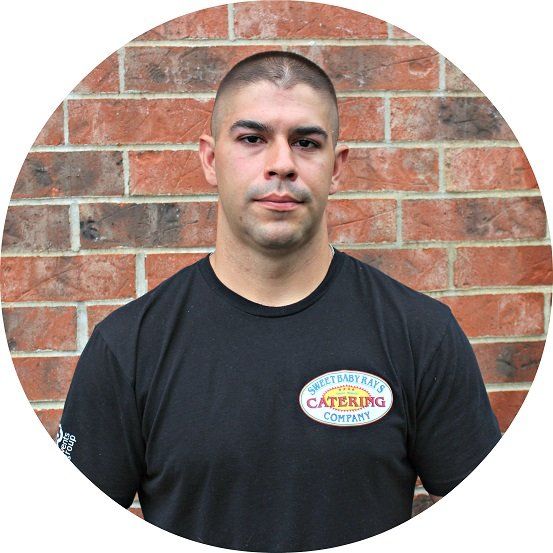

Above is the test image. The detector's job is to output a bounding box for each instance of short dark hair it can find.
[211,51,339,143]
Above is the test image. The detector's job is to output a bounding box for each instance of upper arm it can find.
[409,315,501,497]
[58,329,145,507]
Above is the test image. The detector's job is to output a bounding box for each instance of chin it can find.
[249,228,306,251]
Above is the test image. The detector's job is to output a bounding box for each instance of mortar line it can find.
[438,145,446,192]
[428,286,552,296]
[439,54,446,91]
[123,150,131,195]
[135,253,147,297]
[31,401,65,410]
[29,140,520,153]
[386,21,394,39]
[469,335,546,344]
[11,350,79,358]
[544,291,551,335]
[2,299,130,308]
[395,193,403,245]
[9,189,545,207]
[485,382,532,392]
[118,47,126,93]
[228,3,235,41]
[69,202,81,252]
[2,242,550,258]
[383,94,391,143]
[447,245,456,289]
[62,99,70,145]
[76,303,88,349]
[65,90,486,101]
[126,38,427,47]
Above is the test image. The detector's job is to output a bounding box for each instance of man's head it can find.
[211,51,340,146]
[199,51,348,255]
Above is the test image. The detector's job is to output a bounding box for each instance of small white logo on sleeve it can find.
[299,370,393,427]
[57,424,77,460]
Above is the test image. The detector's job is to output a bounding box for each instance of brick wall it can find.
[1,1,551,519]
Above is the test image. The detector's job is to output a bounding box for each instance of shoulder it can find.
[338,251,455,359]
[93,256,207,353]
[340,250,452,324]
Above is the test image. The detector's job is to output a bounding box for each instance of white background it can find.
[0,1,551,551]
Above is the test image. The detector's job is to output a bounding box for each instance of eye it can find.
[239,135,264,145]
[294,138,319,149]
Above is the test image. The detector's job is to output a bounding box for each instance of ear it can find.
[329,144,349,195]
[198,133,218,188]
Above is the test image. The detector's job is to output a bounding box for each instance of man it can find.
[57,51,501,552]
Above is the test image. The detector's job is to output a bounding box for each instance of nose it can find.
[264,137,297,181]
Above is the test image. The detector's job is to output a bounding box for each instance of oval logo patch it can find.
[299,370,393,427]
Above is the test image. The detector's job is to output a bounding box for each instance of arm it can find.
[58,328,145,507]
[410,314,501,498]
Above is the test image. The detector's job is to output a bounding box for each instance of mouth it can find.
[253,194,304,212]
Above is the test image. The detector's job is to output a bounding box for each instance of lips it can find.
[254,194,303,212]
[255,193,301,203]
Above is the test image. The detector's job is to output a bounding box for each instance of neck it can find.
[209,234,335,307]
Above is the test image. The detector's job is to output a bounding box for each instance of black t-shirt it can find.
[57,249,500,552]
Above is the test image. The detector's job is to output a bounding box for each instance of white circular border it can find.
[1,1,551,552]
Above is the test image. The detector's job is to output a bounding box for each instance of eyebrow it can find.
[229,120,274,134]
[229,120,328,141]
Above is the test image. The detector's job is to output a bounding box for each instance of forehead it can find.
[216,81,335,131]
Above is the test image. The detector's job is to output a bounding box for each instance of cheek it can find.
[301,159,334,194]
[217,152,259,186]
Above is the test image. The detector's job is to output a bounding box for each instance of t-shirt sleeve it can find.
[56,327,145,508]
[410,313,501,496]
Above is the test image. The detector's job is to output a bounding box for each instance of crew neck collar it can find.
[197,248,345,318]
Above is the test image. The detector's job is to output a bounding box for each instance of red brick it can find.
[12,356,78,401]
[340,148,438,192]
[234,2,388,39]
[473,341,544,384]
[124,46,279,93]
[327,199,397,244]
[445,59,480,92]
[129,150,212,195]
[3,307,77,352]
[488,390,528,432]
[2,205,70,253]
[403,197,546,242]
[445,148,538,191]
[87,304,125,335]
[412,492,433,516]
[439,294,544,337]
[134,6,228,40]
[292,45,439,91]
[338,98,385,141]
[129,508,144,519]
[0,255,135,302]
[79,202,217,248]
[343,248,448,291]
[35,408,63,439]
[455,246,553,287]
[73,52,119,94]
[13,151,124,199]
[145,253,206,290]
[34,103,64,146]
[390,97,515,141]
[68,99,212,145]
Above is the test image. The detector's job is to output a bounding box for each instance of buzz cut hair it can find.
[211,51,340,143]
